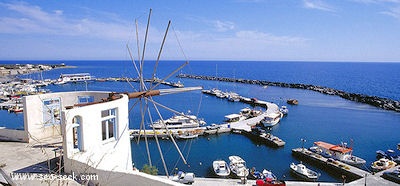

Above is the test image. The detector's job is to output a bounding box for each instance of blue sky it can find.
[0,0,400,62]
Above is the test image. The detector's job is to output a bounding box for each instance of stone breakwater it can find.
[177,74,400,113]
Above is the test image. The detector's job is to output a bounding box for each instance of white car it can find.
[171,171,195,185]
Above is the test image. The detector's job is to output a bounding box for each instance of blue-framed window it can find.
[78,96,94,103]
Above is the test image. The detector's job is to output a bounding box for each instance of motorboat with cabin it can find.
[150,113,206,129]
[311,141,366,166]
[229,155,249,178]
[213,160,230,177]
[261,112,282,127]
[290,162,319,181]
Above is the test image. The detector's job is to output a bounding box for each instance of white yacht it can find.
[150,114,206,129]
[213,160,230,177]
[229,155,249,178]
[261,112,282,127]
[290,162,319,181]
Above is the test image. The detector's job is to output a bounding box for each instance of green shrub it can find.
[141,164,158,175]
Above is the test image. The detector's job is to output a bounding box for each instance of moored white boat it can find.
[150,113,206,129]
[229,155,249,178]
[8,105,23,113]
[261,112,282,127]
[213,160,230,177]
[176,131,199,139]
[290,162,319,181]
[279,106,288,115]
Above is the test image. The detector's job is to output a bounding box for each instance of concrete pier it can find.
[292,148,369,182]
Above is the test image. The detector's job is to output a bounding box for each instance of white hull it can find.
[229,156,249,178]
[290,163,319,181]
[261,112,282,127]
[213,160,230,177]
[341,155,366,166]
[151,114,206,129]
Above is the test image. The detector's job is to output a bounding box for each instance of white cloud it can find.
[351,0,400,3]
[0,2,132,40]
[214,20,235,32]
[381,6,400,20]
[303,0,336,12]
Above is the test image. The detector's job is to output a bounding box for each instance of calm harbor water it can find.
[1,60,399,182]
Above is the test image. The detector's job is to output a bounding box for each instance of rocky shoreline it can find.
[0,63,74,83]
[177,74,400,113]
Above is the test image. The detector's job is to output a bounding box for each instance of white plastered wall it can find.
[23,91,110,143]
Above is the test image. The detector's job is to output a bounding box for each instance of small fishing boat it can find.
[229,155,249,178]
[8,105,23,113]
[213,160,230,177]
[290,162,319,181]
[172,81,184,88]
[371,158,397,172]
[204,124,219,135]
[249,168,278,181]
[376,149,400,164]
[279,106,288,115]
[287,99,298,105]
[313,141,366,166]
[176,131,198,139]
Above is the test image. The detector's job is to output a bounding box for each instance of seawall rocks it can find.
[177,74,400,113]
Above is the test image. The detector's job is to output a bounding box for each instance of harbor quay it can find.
[291,148,367,181]
[129,105,278,139]
[291,148,400,185]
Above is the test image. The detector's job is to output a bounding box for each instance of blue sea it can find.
[1,60,399,182]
